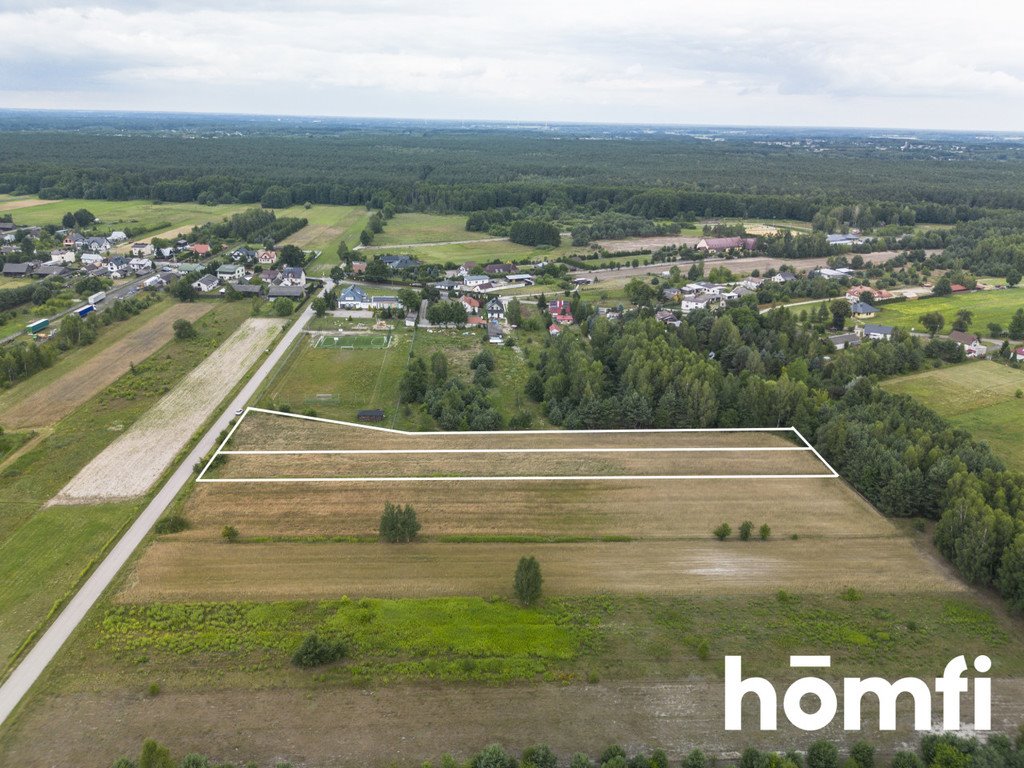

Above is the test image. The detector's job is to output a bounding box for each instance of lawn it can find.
[873,288,1024,339]
[362,238,588,267]
[881,361,1024,471]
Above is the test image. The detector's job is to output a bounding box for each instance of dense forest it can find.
[4,115,1024,226]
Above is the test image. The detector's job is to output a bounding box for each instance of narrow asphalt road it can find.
[0,281,331,728]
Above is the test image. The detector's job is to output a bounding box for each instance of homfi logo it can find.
[724,655,991,732]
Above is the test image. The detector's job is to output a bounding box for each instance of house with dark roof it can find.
[483,262,516,276]
[486,297,505,320]
[859,324,894,340]
[829,332,862,350]
[1,264,34,278]
[696,236,757,252]
[378,254,420,270]
[850,302,879,318]
[192,274,220,293]
[268,284,304,299]
[948,331,987,358]
[337,284,369,309]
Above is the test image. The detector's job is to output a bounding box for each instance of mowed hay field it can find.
[874,288,1024,340]
[51,318,282,503]
[0,302,212,430]
[120,537,962,603]
[882,361,1024,471]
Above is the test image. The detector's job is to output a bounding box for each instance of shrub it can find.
[759,523,771,540]
[739,520,754,541]
[139,739,175,768]
[514,555,543,606]
[571,754,595,768]
[221,525,239,543]
[713,522,732,541]
[890,753,923,768]
[472,745,517,768]
[291,633,347,668]
[172,319,197,340]
[522,745,558,768]
[379,501,421,543]
[682,750,708,768]
[840,587,863,602]
[696,638,710,660]
[153,514,188,534]
[601,746,626,765]
[851,741,875,768]
[807,741,839,768]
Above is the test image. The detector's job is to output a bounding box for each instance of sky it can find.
[1,0,1023,131]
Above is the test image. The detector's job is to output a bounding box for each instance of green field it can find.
[366,239,589,267]
[276,205,370,276]
[881,361,1024,471]
[874,288,1024,339]
[0,197,252,238]
[372,213,494,246]
[0,301,254,673]
[259,324,543,428]
[313,333,390,349]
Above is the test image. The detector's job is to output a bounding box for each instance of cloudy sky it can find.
[1,0,1022,131]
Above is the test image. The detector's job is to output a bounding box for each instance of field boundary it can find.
[196,408,839,483]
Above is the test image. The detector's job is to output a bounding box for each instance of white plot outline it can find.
[196,407,840,483]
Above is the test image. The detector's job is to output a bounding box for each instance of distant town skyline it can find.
[1,0,1022,132]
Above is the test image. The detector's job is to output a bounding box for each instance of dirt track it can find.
[51,318,281,503]
[0,303,212,430]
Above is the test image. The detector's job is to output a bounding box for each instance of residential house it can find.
[129,257,153,274]
[349,261,367,274]
[130,242,155,257]
[280,267,306,286]
[378,255,420,270]
[771,271,797,283]
[257,249,277,266]
[190,243,212,257]
[845,285,892,303]
[143,275,167,290]
[337,284,370,309]
[948,331,988,358]
[458,262,478,276]
[232,247,256,262]
[850,302,879,318]
[108,230,128,243]
[655,309,681,328]
[63,232,85,249]
[85,236,111,253]
[548,299,573,324]
[662,286,683,301]
[695,236,757,252]
[192,274,220,293]
[261,269,280,284]
[49,250,77,264]
[681,294,725,313]
[740,276,765,291]
[80,252,105,266]
[483,262,516,277]
[370,295,400,309]
[107,256,130,278]
[732,286,757,299]
[828,332,862,350]
[548,324,561,336]
[459,295,481,314]
[486,297,505,320]
[507,273,535,285]
[462,274,492,288]
[685,281,719,294]
[859,324,894,341]
[217,263,246,282]
[814,267,851,280]
[466,316,486,326]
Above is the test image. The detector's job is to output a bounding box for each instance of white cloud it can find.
[1,0,1023,129]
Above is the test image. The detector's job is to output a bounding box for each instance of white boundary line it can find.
[196,408,839,483]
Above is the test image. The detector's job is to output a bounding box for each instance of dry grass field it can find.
[0,303,212,430]
[178,476,892,540]
[51,319,282,503]
[210,446,830,480]
[119,537,963,603]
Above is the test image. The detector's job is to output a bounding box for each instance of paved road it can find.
[0,281,331,728]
